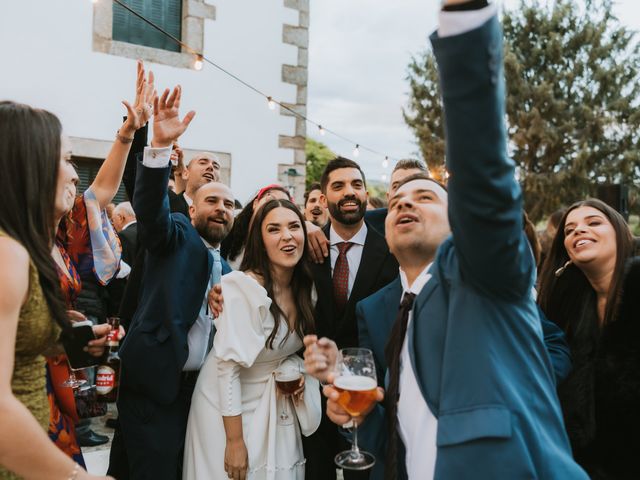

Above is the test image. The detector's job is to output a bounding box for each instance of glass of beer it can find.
[333,348,378,470]
[275,364,303,426]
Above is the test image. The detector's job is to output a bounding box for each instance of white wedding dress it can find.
[183,271,321,480]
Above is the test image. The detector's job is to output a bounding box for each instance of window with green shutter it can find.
[113,0,182,53]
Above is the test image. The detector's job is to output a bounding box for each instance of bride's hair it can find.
[240,199,315,349]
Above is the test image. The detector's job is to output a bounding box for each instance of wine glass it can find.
[333,348,378,470]
[61,363,87,389]
[275,364,303,426]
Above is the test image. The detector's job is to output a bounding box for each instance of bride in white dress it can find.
[183,199,321,480]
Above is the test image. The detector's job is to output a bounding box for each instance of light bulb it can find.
[382,174,388,181]
[318,125,325,136]
[382,156,389,169]
[267,97,276,110]
[194,55,203,71]
[353,144,360,158]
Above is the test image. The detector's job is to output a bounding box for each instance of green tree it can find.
[404,0,640,220]
[305,138,335,190]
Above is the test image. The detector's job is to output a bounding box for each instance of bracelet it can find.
[116,130,134,144]
[67,463,80,480]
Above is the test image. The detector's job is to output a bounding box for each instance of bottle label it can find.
[96,366,116,394]
[106,329,119,347]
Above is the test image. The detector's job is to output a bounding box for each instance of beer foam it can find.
[334,375,377,391]
[275,372,301,382]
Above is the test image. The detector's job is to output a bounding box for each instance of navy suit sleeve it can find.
[122,121,147,201]
[132,161,183,255]
[539,305,572,384]
[430,17,534,300]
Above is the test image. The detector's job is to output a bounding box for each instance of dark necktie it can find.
[332,242,354,313]
[384,291,416,480]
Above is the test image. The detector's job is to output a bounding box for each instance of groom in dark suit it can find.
[117,86,234,479]
[303,157,398,480]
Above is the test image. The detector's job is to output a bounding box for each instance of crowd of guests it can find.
[1,1,640,479]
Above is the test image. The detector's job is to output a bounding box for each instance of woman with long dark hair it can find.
[221,184,291,269]
[184,199,320,480]
[538,198,640,478]
[45,60,154,463]
[0,102,111,479]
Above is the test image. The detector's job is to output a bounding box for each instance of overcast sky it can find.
[306,0,640,182]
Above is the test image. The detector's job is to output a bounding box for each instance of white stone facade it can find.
[0,0,309,204]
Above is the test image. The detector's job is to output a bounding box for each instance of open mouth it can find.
[210,217,227,225]
[339,200,360,211]
[396,213,418,226]
[281,245,297,253]
[311,208,323,215]
[574,238,594,248]
[202,173,215,181]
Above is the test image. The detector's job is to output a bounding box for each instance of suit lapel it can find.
[348,225,389,307]
[312,224,338,337]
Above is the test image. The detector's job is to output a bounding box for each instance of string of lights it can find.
[108,0,398,173]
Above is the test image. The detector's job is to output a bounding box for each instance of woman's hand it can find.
[224,438,248,480]
[292,375,305,407]
[121,60,157,136]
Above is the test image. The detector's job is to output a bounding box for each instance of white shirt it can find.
[121,220,137,231]
[142,146,215,371]
[397,265,437,480]
[395,5,498,479]
[329,222,367,298]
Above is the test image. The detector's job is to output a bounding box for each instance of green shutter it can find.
[113,0,182,53]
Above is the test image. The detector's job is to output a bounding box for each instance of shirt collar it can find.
[121,220,137,231]
[183,192,193,206]
[329,222,368,247]
[399,263,433,296]
[201,237,219,252]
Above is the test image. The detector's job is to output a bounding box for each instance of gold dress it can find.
[0,230,59,479]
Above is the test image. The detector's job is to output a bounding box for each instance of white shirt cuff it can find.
[142,146,172,168]
[438,3,498,38]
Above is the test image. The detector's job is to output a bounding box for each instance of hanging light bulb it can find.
[318,125,325,136]
[382,156,389,169]
[353,144,360,158]
[267,96,276,110]
[194,54,204,71]
[381,174,388,181]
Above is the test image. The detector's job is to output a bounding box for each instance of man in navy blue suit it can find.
[305,1,588,479]
[117,86,234,479]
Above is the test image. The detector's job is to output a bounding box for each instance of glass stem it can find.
[352,417,360,454]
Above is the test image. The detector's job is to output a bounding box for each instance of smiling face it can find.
[563,206,617,271]
[55,135,79,218]
[190,182,235,247]
[183,153,221,191]
[385,178,450,263]
[262,206,305,271]
[323,167,368,226]
[304,189,328,227]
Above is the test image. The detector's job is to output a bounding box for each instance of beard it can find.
[193,214,231,246]
[327,196,367,225]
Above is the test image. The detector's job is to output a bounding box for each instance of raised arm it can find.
[132,85,195,254]
[431,7,534,300]
[90,61,155,209]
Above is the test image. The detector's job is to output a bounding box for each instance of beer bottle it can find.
[96,317,121,403]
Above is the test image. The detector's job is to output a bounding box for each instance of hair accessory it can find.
[256,183,291,201]
[116,130,134,144]
[554,260,573,277]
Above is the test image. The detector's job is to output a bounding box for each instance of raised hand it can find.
[151,85,196,148]
[122,60,156,136]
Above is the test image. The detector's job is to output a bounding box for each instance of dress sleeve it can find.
[56,189,122,285]
[214,272,271,416]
